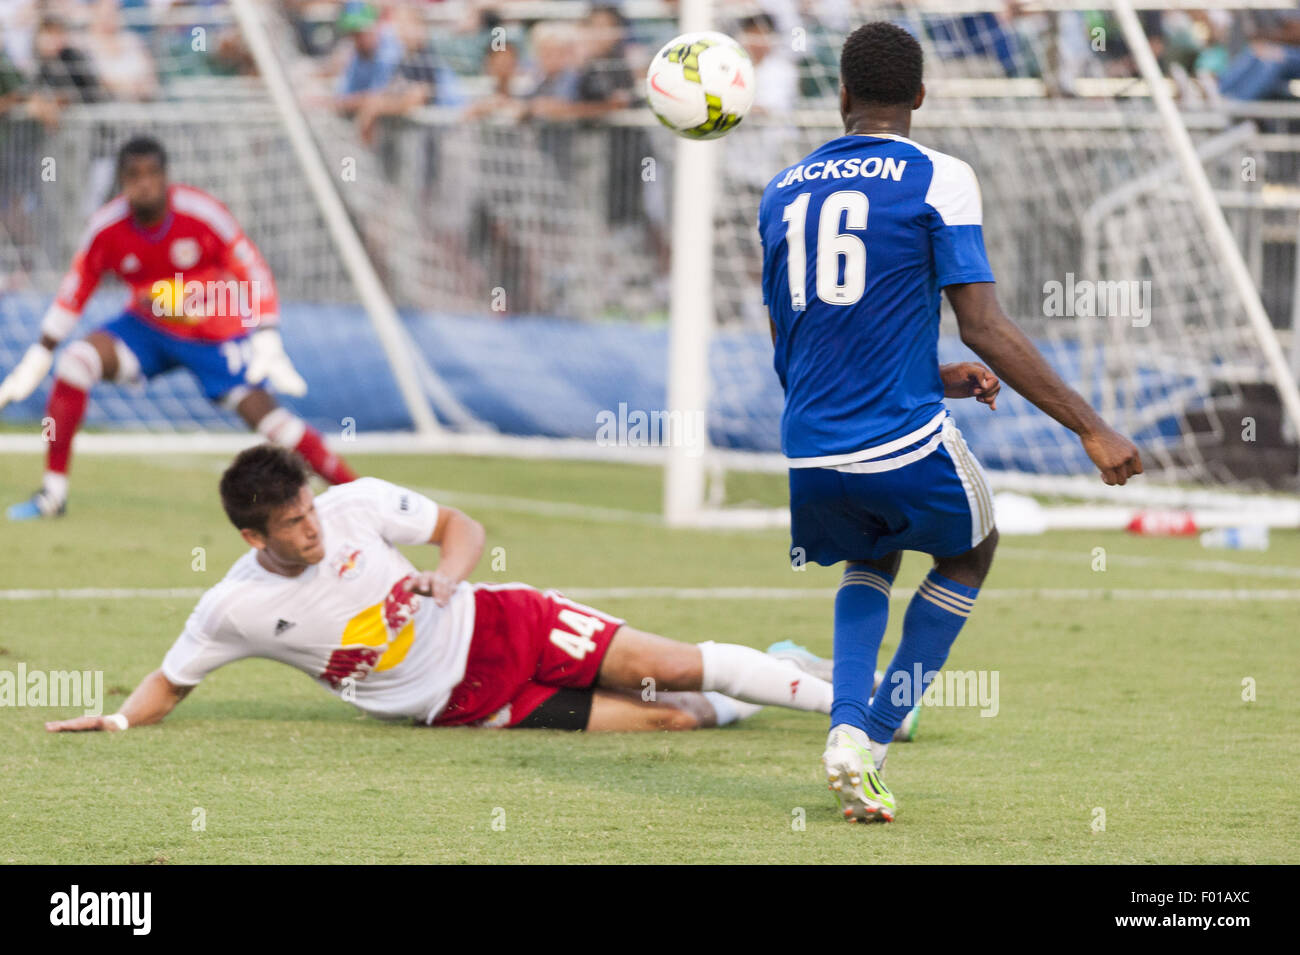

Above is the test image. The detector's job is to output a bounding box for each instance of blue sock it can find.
[866,569,979,743]
[829,564,893,735]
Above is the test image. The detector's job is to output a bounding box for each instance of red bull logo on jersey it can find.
[775,156,908,188]
[319,594,416,688]
[331,545,365,580]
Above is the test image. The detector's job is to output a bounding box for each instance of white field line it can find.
[5,429,1299,522]
[541,587,1300,602]
[410,492,1300,578]
[0,587,208,600]
[10,458,1297,577]
[2,586,1299,602]
[47,455,670,528]
[411,486,665,527]
[999,546,1300,580]
[415,494,1300,578]
[408,491,1300,575]
[65,460,1300,570]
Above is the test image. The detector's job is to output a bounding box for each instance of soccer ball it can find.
[150,276,201,323]
[645,31,755,140]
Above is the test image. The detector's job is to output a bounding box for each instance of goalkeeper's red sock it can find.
[46,379,89,481]
[256,407,357,485]
[294,426,357,485]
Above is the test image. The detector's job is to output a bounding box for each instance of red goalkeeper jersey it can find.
[47,183,278,343]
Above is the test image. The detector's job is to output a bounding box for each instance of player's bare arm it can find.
[946,281,1143,485]
[405,505,485,607]
[45,670,192,733]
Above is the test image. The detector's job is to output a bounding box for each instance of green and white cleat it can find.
[764,642,889,696]
[765,640,832,682]
[893,705,920,743]
[822,724,896,824]
[869,669,920,742]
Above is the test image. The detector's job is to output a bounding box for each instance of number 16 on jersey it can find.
[781,191,870,311]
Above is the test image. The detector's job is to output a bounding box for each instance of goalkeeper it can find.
[0,136,357,520]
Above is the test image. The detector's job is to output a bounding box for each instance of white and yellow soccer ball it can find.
[645,31,756,140]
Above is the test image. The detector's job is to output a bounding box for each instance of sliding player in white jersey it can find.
[45,445,849,735]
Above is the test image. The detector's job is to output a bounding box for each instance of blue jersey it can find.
[758,133,995,464]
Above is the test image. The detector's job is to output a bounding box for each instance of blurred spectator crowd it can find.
[3,0,1300,135]
[0,0,255,129]
[4,0,1300,316]
[281,1,1300,130]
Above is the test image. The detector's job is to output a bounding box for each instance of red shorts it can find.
[433,584,624,728]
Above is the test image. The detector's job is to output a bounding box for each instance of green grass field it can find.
[1,451,1297,864]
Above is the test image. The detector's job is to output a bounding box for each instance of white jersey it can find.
[162,478,476,723]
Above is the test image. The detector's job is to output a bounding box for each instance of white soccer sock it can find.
[256,406,307,448]
[42,470,69,504]
[702,691,764,726]
[869,737,889,770]
[698,641,832,714]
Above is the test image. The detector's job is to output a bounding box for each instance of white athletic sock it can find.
[42,471,69,504]
[828,723,889,772]
[256,406,307,448]
[869,737,889,771]
[698,641,832,714]
[702,691,763,727]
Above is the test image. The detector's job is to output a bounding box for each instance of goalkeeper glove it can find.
[246,328,307,397]
[0,344,54,410]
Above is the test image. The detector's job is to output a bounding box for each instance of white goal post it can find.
[664,0,720,526]
[229,0,453,435]
[1111,0,1300,434]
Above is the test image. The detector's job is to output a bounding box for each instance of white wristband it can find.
[104,713,129,732]
[39,303,79,342]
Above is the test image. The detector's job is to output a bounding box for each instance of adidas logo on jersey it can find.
[274,619,296,636]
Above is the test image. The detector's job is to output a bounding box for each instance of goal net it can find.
[0,1,1297,530]
[0,2,417,435]
[671,0,1300,528]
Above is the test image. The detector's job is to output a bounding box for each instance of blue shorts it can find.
[789,417,996,565]
[101,311,254,402]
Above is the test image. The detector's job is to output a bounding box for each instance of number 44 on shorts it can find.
[548,608,603,660]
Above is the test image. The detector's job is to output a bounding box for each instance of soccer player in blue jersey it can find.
[758,22,1143,823]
